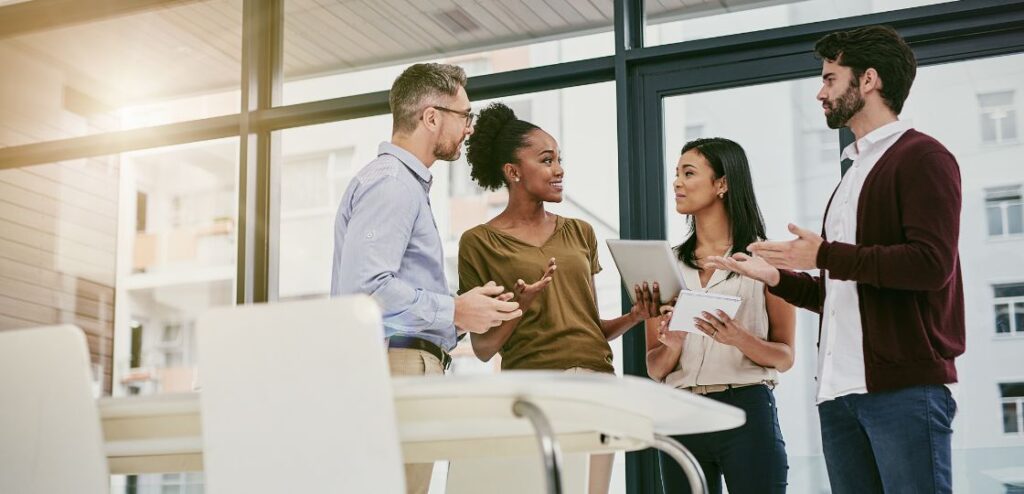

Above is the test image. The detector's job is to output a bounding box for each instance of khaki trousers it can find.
[564,367,615,494]
[388,348,444,494]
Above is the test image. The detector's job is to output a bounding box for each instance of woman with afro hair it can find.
[457,102,660,494]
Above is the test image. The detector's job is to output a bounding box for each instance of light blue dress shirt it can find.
[331,142,457,351]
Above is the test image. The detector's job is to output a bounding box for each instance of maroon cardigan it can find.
[769,129,965,393]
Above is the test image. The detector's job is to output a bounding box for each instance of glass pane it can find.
[1005,402,1020,433]
[1002,383,1024,398]
[644,0,954,47]
[118,138,238,397]
[1016,303,1024,334]
[0,0,241,147]
[897,52,1024,481]
[985,185,1022,201]
[1005,109,1020,141]
[0,158,119,396]
[277,81,623,491]
[662,76,836,489]
[981,114,1000,143]
[282,0,614,104]
[657,51,1024,491]
[996,283,1024,298]
[997,304,1012,334]
[988,204,1005,236]
[1010,203,1024,235]
[979,91,1015,107]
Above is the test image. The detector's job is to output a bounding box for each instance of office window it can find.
[980,91,1019,144]
[995,283,1024,336]
[118,138,238,397]
[0,0,241,147]
[1002,383,1024,435]
[987,186,1024,238]
[278,147,356,300]
[684,124,705,142]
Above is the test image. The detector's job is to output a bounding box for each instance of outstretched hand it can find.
[513,257,557,311]
[704,252,781,287]
[746,223,823,271]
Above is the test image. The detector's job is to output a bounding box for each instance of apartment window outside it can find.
[986,186,1024,238]
[1002,383,1024,435]
[980,91,1019,144]
[995,283,1024,336]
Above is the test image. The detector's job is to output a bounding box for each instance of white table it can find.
[100,371,745,493]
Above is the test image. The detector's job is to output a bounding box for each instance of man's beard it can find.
[434,136,462,162]
[824,81,865,129]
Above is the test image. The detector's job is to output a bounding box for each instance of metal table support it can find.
[513,399,563,494]
[652,433,708,494]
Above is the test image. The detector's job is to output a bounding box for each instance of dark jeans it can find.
[659,384,788,494]
[818,384,956,494]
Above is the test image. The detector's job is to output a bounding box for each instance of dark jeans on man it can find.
[818,384,956,494]
[659,384,788,494]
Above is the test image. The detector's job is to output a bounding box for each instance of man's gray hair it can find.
[389,63,467,134]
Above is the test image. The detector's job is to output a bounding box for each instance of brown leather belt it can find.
[683,381,775,395]
[387,335,452,370]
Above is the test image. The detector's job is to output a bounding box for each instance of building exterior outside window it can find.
[995,283,1024,336]
[979,90,1019,144]
[1002,382,1024,435]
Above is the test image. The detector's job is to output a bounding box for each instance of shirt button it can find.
[366,232,374,239]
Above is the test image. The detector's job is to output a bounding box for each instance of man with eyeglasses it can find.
[331,63,520,494]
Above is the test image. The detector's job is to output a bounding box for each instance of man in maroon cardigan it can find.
[705,26,964,493]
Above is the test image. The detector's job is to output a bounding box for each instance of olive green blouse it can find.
[458,216,613,373]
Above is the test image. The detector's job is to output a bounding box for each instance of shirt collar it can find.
[840,119,912,162]
[378,141,433,186]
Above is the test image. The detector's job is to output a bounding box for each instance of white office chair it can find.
[0,325,110,494]
[196,296,405,494]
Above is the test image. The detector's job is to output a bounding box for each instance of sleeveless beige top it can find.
[664,259,778,389]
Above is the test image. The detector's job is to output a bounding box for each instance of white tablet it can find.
[668,290,743,335]
[606,239,686,305]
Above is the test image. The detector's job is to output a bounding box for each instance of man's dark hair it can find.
[389,63,467,134]
[814,25,917,114]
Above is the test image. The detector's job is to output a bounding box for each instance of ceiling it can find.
[0,0,792,106]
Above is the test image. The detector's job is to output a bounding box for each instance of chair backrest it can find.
[196,296,405,494]
[0,325,110,494]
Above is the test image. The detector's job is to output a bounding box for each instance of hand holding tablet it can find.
[667,290,743,337]
[606,240,685,305]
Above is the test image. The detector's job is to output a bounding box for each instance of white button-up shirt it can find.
[816,120,911,404]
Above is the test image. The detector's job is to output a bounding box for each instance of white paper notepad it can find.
[668,290,743,336]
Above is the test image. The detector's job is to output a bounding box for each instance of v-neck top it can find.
[663,258,777,389]
[458,216,613,373]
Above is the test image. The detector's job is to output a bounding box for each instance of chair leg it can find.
[652,433,708,494]
[513,399,563,494]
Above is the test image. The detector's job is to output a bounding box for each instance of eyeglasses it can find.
[431,106,476,127]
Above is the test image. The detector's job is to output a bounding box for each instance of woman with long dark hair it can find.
[646,138,794,494]
[458,102,656,494]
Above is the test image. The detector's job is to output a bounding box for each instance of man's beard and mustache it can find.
[824,80,866,129]
[433,135,463,162]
